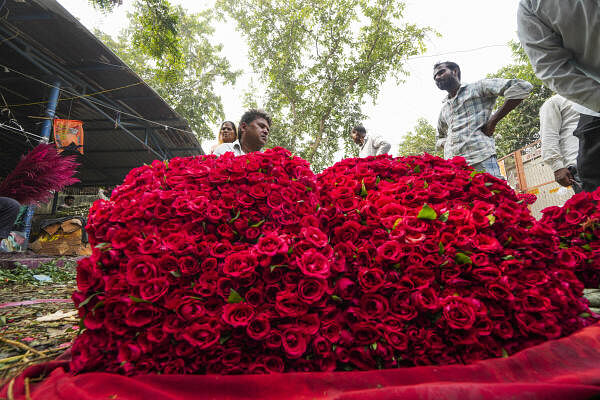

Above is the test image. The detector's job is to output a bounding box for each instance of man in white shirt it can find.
[539,95,581,191]
[351,125,391,157]
[517,0,600,192]
[213,109,271,156]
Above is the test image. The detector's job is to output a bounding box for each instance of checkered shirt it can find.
[436,78,533,165]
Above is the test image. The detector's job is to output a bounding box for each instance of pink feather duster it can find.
[0,144,80,205]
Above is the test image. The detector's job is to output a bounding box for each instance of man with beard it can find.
[213,109,271,156]
[434,62,533,178]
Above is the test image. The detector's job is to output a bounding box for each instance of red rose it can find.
[247,314,271,340]
[222,303,255,327]
[297,278,327,304]
[126,255,158,286]
[139,277,169,302]
[182,323,220,349]
[125,303,162,328]
[297,249,331,279]
[222,251,258,279]
[281,329,307,358]
[442,297,476,330]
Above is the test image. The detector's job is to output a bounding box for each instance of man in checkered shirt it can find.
[433,61,533,179]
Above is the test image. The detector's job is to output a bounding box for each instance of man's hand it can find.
[480,120,497,137]
[554,167,574,187]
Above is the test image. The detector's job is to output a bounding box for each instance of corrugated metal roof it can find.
[0,0,204,186]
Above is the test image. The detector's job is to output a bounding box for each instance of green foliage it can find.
[97,5,240,141]
[89,0,180,64]
[131,0,182,65]
[217,0,430,171]
[0,259,76,285]
[488,41,553,157]
[89,0,123,12]
[398,117,441,157]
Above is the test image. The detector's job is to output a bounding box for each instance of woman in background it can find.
[210,121,237,154]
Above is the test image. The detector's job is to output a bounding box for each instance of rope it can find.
[5,81,143,108]
[0,62,197,137]
[0,121,46,141]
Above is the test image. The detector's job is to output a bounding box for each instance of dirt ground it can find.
[0,259,78,385]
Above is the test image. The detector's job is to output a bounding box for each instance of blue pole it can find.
[22,81,61,249]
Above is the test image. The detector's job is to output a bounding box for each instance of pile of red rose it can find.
[71,148,597,375]
[541,191,600,288]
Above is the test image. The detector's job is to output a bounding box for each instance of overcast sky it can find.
[57,0,522,157]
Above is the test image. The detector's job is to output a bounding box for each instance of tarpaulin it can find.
[3,324,600,400]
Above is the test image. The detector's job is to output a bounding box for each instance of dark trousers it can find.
[574,114,600,193]
[0,197,20,239]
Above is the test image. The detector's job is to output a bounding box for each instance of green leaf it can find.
[78,292,102,308]
[129,295,151,303]
[487,215,496,226]
[91,300,105,312]
[228,209,241,223]
[94,242,111,251]
[439,211,449,223]
[417,204,437,220]
[414,165,421,173]
[360,179,368,197]
[227,288,244,304]
[484,182,493,187]
[250,219,265,228]
[579,312,591,318]
[501,348,509,358]
[502,255,515,260]
[438,242,445,255]
[582,244,592,251]
[331,295,342,302]
[392,218,403,230]
[170,270,182,278]
[455,252,472,265]
[270,264,287,272]
[375,176,381,185]
[423,181,428,189]
[370,342,378,351]
[219,334,231,345]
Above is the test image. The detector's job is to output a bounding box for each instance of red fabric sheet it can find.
[4,324,600,400]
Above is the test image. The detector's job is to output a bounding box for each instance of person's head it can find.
[218,121,237,145]
[238,109,271,150]
[351,125,367,145]
[64,196,75,206]
[433,61,461,92]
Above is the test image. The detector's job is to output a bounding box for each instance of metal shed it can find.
[0,0,204,187]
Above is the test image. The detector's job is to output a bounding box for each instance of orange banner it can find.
[53,119,84,154]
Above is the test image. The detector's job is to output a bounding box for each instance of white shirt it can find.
[517,0,600,116]
[213,140,245,156]
[540,95,580,172]
[359,135,391,157]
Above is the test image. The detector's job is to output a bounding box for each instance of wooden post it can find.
[514,149,527,192]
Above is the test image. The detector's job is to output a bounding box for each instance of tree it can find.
[398,118,441,157]
[488,41,553,157]
[97,4,240,141]
[90,0,182,66]
[217,0,429,171]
